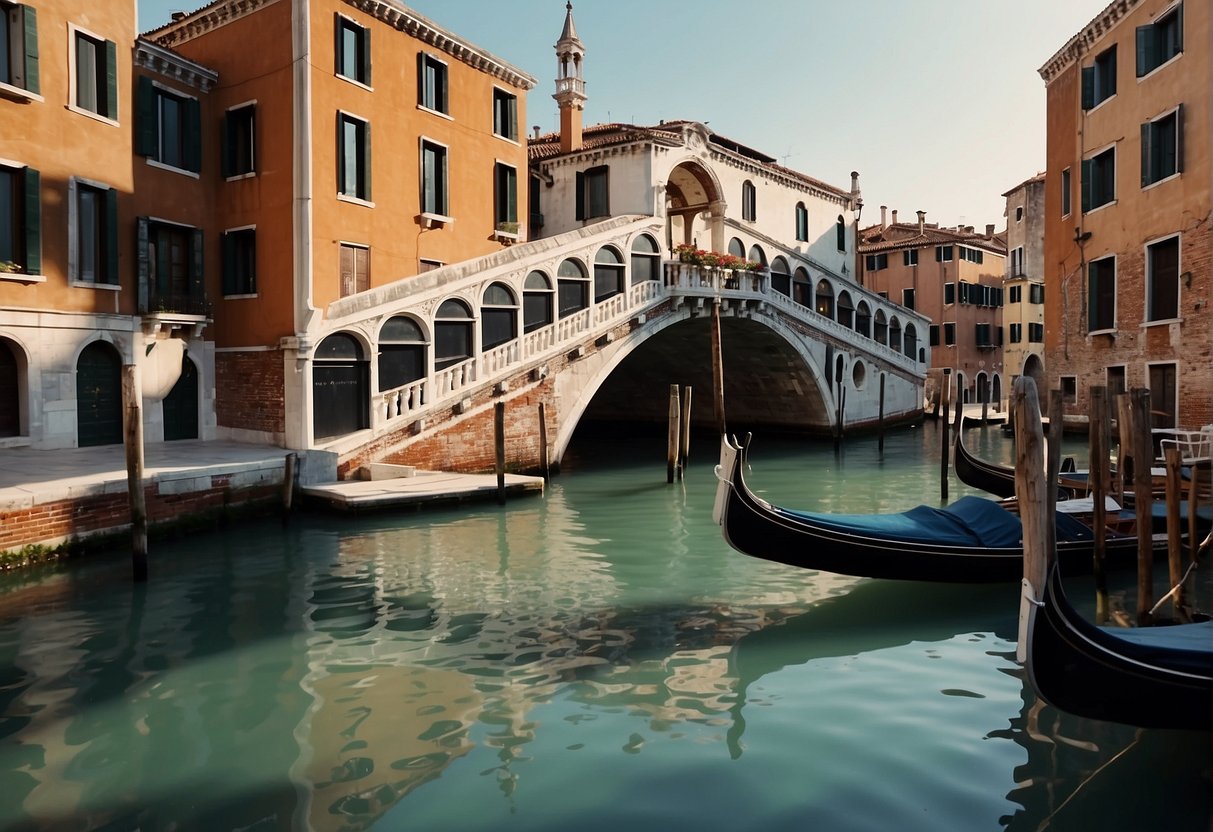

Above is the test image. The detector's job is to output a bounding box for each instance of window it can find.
[1107,366,1126,398]
[418,52,447,114]
[815,279,834,318]
[770,257,791,296]
[434,299,472,371]
[335,15,370,86]
[523,271,553,332]
[1141,106,1182,186]
[0,3,38,95]
[1015,206,1024,222]
[1009,285,1022,304]
[1009,323,1022,343]
[576,165,609,220]
[481,282,517,350]
[222,228,256,295]
[73,30,116,119]
[0,164,39,275]
[1029,283,1044,304]
[421,140,447,216]
[1010,246,1024,276]
[138,219,204,313]
[136,78,201,173]
[493,88,517,140]
[741,181,756,222]
[855,301,871,337]
[794,202,807,241]
[378,316,425,392]
[338,113,370,201]
[936,245,953,262]
[630,234,660,284]
[864,253,887,272]
[835,216,845,251]
[903,249,918,267]
[1148,363,1177,429]
[1081,45,1116,109]
[1082,146,1115,211]
[339,242,369,297]
[1061,376,1077,405]
[901,288,915,310]
[837,291,855,328]
[223,103,256,178]
[1087,256,1115,332]
[1146,235,1179,321]
[70,180,117,284]
[593,246,624,302]
[494,162,517,228]
[1136,3,1183,77]
[943,322,956,346]
[944,282,955,305]
[1028,322,1044,343]
[975,323,992,347]
[929,325,939,347]
[1061,168,1071,216]
[557,258,588,318]
[793,267,811,307]
[960,246,984,264]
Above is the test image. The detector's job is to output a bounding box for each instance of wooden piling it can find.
[680,386,693,472]
[1089,386,1109,622]
[668,384,681,484]
[122,365,148,583]
[710,300,726,437]
[981,384,989,423]
[877,373,886,455]
[538,403,550,482]
[494,402,506,505]
[1013,376,1048,663]
[1163,446,1186,617]
[940,368,951,500]
[1046,390,1063,558]
[1119,388,1155,624]
[282,452,297,523]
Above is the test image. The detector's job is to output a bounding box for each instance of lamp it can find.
[853,197,864,225]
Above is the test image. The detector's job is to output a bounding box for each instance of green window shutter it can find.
[222,232,236,295]
[190,228,204,300]
[333,13,342,75]
[104,187,118,284]
[23,167,40,274]
[1086,264,1097,329]
[136,77,156,156]
[1080,66,1094,110]
[575,171,585,220]
[508,166,517,224]
[1135,25,1151,77]
[1140,121,1151,186]
[104,40,117,120]
[221,111,231,178]
[507,94,517,139]
[416,52,425,105]
[22,5,38,95]
[184,97,202,173]
[1176,104,1184,174]
[362,121,371,200]
[361,27,371,86]
[1175,3,1184,53]
[136,217,149,312]
[1080,158,1093,213]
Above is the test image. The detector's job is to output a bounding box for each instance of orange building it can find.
[1039,0,1211,428]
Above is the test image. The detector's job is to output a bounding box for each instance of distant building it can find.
[1039,0,1211,428]
[858,210,1007,407]
[1001,173,1046,396]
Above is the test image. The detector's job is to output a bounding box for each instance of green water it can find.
[0,424,1209,831]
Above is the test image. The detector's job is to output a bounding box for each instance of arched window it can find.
[434,299,473,371]
[741,180,756,221]
[557,259,589,318]
[836,215,846,251]
[313,333,368,439]
[523,271,554,333]
[890,316,903,353]
[793,267,811,307]
[795,202,808,242]
[594,246,625,302]
[728,237,745,259]
[630,234,661,284]
[904,323,919,360]
[770,256,791,296]
[379,316,427,391]
[77,340,123,447]
[855,301,872,337]
[815,279,834,318]
[874,309,888,345]
[747,244,766,269]
[0,338,21,437]
[481,282,518,350]
[837,290,855,328]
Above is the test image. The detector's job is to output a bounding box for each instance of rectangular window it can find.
[902,288,915,310]
[1061,376,1077,405]
[223,103,256,178]
[493,88,517,140]
[960,246,984,264]
[338,113,370,200]
[864,253,887,271]
[1146,235,1179,321]
[1,3,38,95]
[903,249,918,267]
[1061,167,1071,216]
[1136,2,1183,78]
[1009,285,1022,304]
[339,242,369,297]
[1029,283,1044,304]
[1088,256,1116,332]
[1141,106,1182,187]
[1081,45,1116,109]
[929,325,940,347]
[741,181,756,222]
[1107,366,1126,398]
[222,228,256,295]
[975,322,992,347]
[944,282,955,305]
[794,204,808,242]
[72,180,117,284]
[943,322,956,346]
[1009,323,1022,343]
[1028,322,1044,343]
[74,30,117,118]
[958,281,970,305]
[335,15,370,85]
[576,165,609,220]
[138,218,204,313]
[1010,246,1024,277]
[494,162,517,227]
[421,139,448,216]
[418,53,448,114]
[136,77,201,172]
[1148,363,1178,428]
[936,245,953,262]
[0,164,39,275]
[1081,146,1115,211]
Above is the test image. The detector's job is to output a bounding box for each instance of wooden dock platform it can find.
[301,470,544,512]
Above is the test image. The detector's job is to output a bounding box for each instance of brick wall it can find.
[216,350,286,434]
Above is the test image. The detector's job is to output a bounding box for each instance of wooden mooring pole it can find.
[877,373,886,455]
[538,403,550,482]
[667,384,681,484]
[122,365,148,583]
[680,386,693,473]
[1089,386,1109,623]
[940,368,951,500]
[1046,390,1063,558]
[1119,388,1155,624]
[282,452,297,524]
[1163,446,1186,618]
[1013,376,1048,663]
[710,300,726,438]
[494,402,506,505]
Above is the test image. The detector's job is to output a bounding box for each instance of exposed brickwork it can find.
[216,350,286,434]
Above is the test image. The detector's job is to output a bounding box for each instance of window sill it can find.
[1084,94,1115,115]
[419,212,452,229]
[1083,199,1116,215]
[417,104,453,121]
[336,74,373,93]
[222,293,258,300]
[493,133,521,146]
[1142,317,1181,328]
[337,193,375,208]
[0,82,43,104]
[492,228,520,244]
[1088,328,1117,338]
[70,280,120,290]
[225,171,257,182]
[146,158,201,179]
[0,271,45,284]
[66,104,119,127]
[1136,52,1181,83]
[1142,172,1180,191]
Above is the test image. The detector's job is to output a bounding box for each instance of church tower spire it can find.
[554,2,585,153]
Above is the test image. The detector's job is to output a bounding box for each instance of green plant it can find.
[672,244,762,271]
[0,261,20,274]
[496,221,520,235]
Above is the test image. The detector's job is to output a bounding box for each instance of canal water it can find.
[0,423,1209,831]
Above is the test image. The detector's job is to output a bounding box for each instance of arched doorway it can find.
[0,338,20,437]
[163,354,199,440]
[313,333,368,440]
[77,340,123,447]
[665,160,722,250]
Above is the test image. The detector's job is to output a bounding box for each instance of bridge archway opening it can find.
[666,161,722,251]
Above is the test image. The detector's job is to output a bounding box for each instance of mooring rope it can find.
[1148,560,1201,617]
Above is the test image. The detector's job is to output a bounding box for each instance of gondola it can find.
[1020,563,1213,730]
[712,435,1152,584]
[954,418,1079,499]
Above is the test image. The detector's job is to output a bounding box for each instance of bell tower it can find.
[554,2,585,153]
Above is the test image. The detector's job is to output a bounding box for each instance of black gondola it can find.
[712,435,1154,584]
[954,418,1080,499]
[1020,564,1213,730]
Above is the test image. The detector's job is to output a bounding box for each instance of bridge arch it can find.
[666,158,725,251]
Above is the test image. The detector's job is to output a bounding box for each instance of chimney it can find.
[533,125,541,140]
[985,223,995,237]
[880,205,887,231]
[171,11,186,21]
[917,210,926,235]
[891,209,898,225]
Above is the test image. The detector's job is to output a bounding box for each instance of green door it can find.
[163,356,199,441]
[0,339,18,437]
[77,341,123,447]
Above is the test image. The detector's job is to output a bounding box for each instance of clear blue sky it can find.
[138,0,1099,230]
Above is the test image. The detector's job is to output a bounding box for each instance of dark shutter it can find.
[1080,158,1093,212]
[104,40,117,120]
[1135,24,1151,77]
[507,93,517,139]
[1175,103,1184,174]
[1140,121,1151,186]
[575,171,585,220]
[136,217,149,313]
[222,231,236,295]
[1081,66,1093,110]
[221,110,231,178]
[190,228,204,301]
[362,121,371,200]
[361,26,371,86]
[22,5,38,95]
[1087,264,1097,330]
[334,13,342,75]
[104,186,118,284]
[416,52,424,105]
[23,167,39,274]
[136,76,156,156]
[507,166,517,223]
[184,96,202,173]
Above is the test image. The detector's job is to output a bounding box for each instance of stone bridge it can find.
[315,215,930,477]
